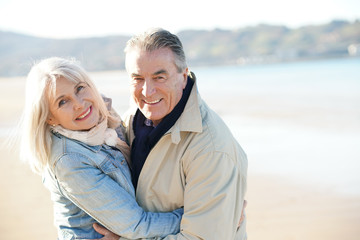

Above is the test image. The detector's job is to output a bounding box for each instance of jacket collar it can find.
[76,139,103,153]
[53,132,102,153]
[167,72,203,144]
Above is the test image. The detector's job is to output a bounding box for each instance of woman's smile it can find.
[76,106,93,121]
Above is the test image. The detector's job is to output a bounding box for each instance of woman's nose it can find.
[73,96,85,109]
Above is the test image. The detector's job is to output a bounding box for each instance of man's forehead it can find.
[127,55,174,73]
[127,47,174,60]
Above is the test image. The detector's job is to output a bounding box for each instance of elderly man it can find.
[96,28,247,239]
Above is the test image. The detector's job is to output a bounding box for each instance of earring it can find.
[52,124,56,127]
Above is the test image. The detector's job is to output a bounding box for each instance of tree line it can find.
[0,20,359,77]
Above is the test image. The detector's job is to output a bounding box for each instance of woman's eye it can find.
[58,99,66,107]
[76,85,85,93]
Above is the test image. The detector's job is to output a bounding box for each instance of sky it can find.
[0,0,359,39]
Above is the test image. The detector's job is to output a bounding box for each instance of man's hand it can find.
[238,200,247,227]
[86,223,120,240]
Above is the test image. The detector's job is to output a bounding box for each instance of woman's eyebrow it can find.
[53,94,65,105]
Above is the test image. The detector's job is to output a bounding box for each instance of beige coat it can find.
[124,75,247,239]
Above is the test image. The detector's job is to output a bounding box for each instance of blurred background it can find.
[0,0,359,239]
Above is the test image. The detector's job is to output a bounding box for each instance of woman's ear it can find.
[47,118,55,126]
[47,115,58,126]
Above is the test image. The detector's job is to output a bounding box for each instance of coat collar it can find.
[168,72,203,143]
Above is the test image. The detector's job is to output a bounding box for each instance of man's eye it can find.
[155,76,165,81]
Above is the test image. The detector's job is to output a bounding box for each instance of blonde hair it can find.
[20,57,118,174]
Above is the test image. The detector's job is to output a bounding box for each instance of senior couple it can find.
[21,28,247,239]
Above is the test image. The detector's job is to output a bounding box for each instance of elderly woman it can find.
[20,57,182,240]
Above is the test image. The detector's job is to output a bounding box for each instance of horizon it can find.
[1,18,358,40]
[0,0,359,39]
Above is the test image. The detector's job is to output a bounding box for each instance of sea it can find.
[3,57,360,196]
[195,58,360,194]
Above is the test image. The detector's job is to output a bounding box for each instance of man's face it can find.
[126,47,188,126]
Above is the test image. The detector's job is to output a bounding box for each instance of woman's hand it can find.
[88,200,247,240]
[88,223,120,240]
[238,200,247,227]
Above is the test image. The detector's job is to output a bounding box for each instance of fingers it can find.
[93,223,109,235]
[238,199,247,227]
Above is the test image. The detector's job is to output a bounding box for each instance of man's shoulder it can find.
[193,101,246,157]
[200,101,234,139]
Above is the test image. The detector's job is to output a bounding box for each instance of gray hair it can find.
[124,28,187,73]
[20,57,110,174]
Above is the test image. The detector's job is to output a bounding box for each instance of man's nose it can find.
[142,79,155,97]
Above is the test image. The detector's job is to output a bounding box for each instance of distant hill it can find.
[1,20,359,77]
[0,32,129,77]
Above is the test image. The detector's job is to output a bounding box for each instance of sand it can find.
[1,75,359,240]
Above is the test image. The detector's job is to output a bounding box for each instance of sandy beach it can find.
[1,72,360,240]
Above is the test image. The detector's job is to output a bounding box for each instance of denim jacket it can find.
[43,132,182,240]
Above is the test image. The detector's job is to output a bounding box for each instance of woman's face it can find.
[47,77,100,131]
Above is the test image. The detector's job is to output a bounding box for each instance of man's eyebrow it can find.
[131,73,142,77]
[153,70,167,75]
[131,70,168,78]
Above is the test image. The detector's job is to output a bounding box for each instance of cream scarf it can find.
[50,117,131,164]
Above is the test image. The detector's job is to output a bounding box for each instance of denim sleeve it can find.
[54,153,182,239]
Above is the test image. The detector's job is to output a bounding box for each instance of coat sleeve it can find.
[54,153,182,239]
[163,150,247,240]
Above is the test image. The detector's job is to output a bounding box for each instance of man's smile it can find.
[143,99,162,105]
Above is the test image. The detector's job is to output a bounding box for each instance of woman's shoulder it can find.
[49,133,103,169]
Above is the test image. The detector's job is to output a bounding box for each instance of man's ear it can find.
[182,67,189,89]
